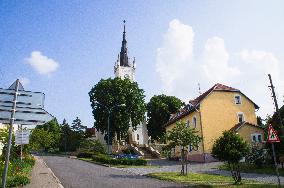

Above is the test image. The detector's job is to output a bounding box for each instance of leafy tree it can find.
[37,119,61,150]
[166,121,202,175]
[0,126,16,159]
[29,128,54,152]
[89,78,146,142]
[212,131,249,184]
[147,95,184,141]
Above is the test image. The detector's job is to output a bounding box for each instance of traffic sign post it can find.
[267,124,281,187]
[0,80,53,188]
[15,128,30,162]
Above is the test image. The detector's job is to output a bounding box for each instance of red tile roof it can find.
[165,83,259,127]
[230,122,264,132]
[189,83,239,106]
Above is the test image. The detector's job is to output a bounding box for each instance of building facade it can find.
[165,83,264,162]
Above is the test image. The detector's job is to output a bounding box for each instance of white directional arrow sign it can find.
[0,79,55,188]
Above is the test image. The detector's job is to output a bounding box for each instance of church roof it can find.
[119,20,130,67]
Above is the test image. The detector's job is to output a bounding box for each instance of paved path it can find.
[42,156,187,188]
[24,156,63,188]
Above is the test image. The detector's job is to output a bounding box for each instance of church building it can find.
[113,21,148,146]
[96,21,149,147]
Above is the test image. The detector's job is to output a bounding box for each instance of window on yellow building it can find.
[193,117,197,128]
[235,95,241,104]
[237,112,245,123]
[251,133,262,143]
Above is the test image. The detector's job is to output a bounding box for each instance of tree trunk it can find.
[180,147,185,175]
[229,163,242,184]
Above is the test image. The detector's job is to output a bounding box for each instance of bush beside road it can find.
[0,155,35,187]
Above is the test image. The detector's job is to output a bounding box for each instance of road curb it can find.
[41,157,65,188]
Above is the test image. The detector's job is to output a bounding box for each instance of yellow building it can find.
[165,83,264,162]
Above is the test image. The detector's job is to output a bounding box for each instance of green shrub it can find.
[6,174,30,187]
[77,151,95,158]
[0,155,35,187]
[91,154,147,166]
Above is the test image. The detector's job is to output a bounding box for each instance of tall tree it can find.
[212,131,249,184]
[71,117,86,134]
[147,94,184,140]
[59,119,73,152]
[89,78,146,141]
[166,121,202,175]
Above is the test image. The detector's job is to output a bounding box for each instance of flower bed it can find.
[0,155,35,187]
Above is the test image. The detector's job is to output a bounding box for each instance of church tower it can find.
[114,20,136,81]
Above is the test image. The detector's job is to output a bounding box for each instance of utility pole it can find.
[268,74,284,137]
[268,74,283,187]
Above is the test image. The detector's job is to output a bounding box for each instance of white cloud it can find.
[25,51,59,75]
[156,19,284,118]
[202,37,240,84]
[19,77,30,86]
[236,49,284,117]
[156,19,197,99]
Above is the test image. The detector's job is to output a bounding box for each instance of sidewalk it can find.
[24,156,64,188]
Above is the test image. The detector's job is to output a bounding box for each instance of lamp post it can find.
[95,102,125,155]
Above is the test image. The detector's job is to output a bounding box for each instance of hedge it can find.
[92,154,147,166]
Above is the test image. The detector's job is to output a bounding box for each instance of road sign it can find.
[267,124,280,143]
[0,79,54,188]
[0,81,53,125]
[0,107,53,125]
[0,88,45,108]
[15,130,30,145]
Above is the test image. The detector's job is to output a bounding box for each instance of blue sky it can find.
[1,1,284,126]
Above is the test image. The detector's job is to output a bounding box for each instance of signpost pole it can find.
[1,79,19,188]
[271,142,281,186]
[20,125,23,162]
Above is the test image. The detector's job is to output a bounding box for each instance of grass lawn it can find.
[219,163,284,177]
[78,157,159,168]
[147,172,281,187]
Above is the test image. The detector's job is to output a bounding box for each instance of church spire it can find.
[120,20,129,67]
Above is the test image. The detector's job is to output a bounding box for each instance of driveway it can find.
[42,156,187,188]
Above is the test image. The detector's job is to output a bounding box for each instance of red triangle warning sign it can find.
[267,124,280,143]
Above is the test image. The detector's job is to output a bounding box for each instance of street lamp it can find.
[95,102,126,155]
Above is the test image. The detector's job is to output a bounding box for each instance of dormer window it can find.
[234,95,241,104]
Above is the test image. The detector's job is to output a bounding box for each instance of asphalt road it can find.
[42,156,187,188]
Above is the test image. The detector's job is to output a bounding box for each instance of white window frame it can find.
[251,133,262,143]
[192,116,197,128]
[234,95,242,105]
[237,112,245,123]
